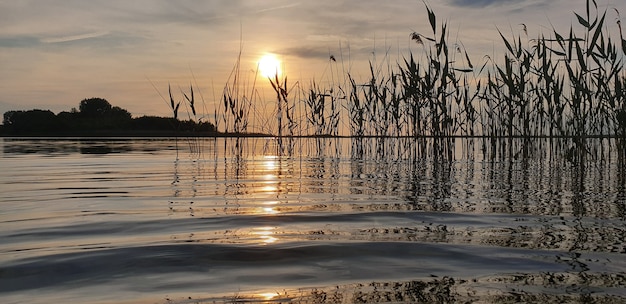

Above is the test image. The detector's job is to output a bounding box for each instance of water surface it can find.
[1,137,625,303]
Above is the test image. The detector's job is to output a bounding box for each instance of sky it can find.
[1,0,624,125]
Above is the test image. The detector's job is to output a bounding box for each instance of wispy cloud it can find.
[255,2,302,14]
[2,30,148,52]
[41,31,110,44]
[283,46,331,60]
[447,0,518,8]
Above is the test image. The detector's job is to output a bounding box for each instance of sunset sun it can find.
[258,54,281,78]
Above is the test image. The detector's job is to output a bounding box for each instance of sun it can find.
[258,54,281,78]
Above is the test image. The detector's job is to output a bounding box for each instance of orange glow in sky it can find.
[1,1,623,119]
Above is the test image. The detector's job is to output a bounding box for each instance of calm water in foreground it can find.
[1,137,625,303]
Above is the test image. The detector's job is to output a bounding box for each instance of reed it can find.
[221,47,255,135]
[483,0,624,139]
[298,54,344,138]
[167,0,624,161]
[303,81,328,136]
[269,73,297,154]
[180,84,204,155]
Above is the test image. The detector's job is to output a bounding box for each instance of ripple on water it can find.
[1,137,625,303]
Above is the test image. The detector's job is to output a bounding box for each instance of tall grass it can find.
[304,80,342,137]
[221,50,254,135]
[478,1,625,139]
[268,73,298,154]
[169,0,624,160]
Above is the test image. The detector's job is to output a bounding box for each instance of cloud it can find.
[41,31,110,44]
[283,46,331,60]
[0,32,148,54]
[447,0,518,8]
[105,1,297,29]
[0,36,41,48]
[254,2,302,14]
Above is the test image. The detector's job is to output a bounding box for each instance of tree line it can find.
[1,97,217,136]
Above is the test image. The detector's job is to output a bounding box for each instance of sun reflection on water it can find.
[258,292,280,300]
[246,156,283,244]
[262,206,279,215]
[260,184,278,193]
[254,156,283,215]
[263,156,278,170]
[253,226,278,244]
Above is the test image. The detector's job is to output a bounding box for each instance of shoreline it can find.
[1,132,625,139]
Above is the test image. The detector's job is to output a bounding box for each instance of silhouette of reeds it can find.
[481,0,625,140]
[221,51,253,135]
[168,0,625,161]
[303,80,342,137]
[269,73,298,154]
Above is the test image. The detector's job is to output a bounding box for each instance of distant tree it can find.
[178,119,217,133]
[106,106,132,129]
[132,116,177,130]
[2,109,59,133]
[57,111,78,120]
[3,110,19,126]
[79,98,112,117]
[2,98,218,135]
[75,98,132,130]
[131,116,216,134]
[57,111,80,130]
[110,106,132,121]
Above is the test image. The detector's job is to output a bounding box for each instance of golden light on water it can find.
[264,156,278,170]
[258,292,280,300]
[259,155,280,193]
[253,227,278,244]
[248,156,282,243]
[258,54,281,78]
[260,183,278,193]
[263,207,278,214]
[262,201,280,215]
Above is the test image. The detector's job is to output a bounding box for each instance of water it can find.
[1,137,625,303]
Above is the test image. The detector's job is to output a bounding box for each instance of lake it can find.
[1,137,625,303]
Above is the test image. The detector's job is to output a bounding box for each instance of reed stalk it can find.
[166,0,625,161]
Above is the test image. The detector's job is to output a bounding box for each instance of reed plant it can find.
[221,48,255,135]
[268,73,298,154]
[303,81,342,137]
[181,84,205,155]
[303,81,328,136]
[483,0,625,139]
[168,0,624,162]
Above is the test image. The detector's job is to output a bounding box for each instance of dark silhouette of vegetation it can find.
[209,1,624,142]
[1,97,217,136]
[2,109,61,134]
[79,97,113,117]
